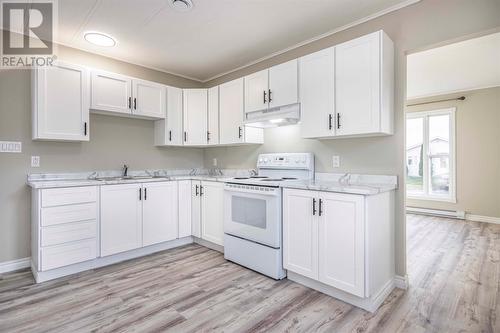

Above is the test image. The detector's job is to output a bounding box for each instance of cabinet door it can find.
[100,184,142,256]
[335,32,380,136]
[91,71,132,115]
[33,62,89,141]
[154,86,183,146]
[207,86,220,145]
[142,182,178,246]
[132,79,166,119]
[269,59,298,109]
[318,192,365,297]
[200,181,224,246]
[244,69,268,113]
[219,78,245,144]
[178,180,192,238]
[183,89,208,146]
[191,181,202,238]
[283,189,318,280]
[299,47,335,138]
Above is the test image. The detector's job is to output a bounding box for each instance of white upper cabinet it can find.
[299,30,394,139]
[244,69,268,113]
[183,89,208,146]
[299,47,335,138]
[154,86,183,146]
[335,31,393,136]
[91,71,132,115]
[244,59,298,113]
[32,62,90,141]
[219,78,263,145]
[142,181,178,246]
[268,59,298,109]
[207,86,220,145]
[132,79,166,119]
[91,70,166,120]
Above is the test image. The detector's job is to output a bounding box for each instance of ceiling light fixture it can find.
[84,32,117,47]
[169,0,194,12]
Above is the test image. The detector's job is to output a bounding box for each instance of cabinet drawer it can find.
[41,186,97,207]
[41,203,97,227]
[40,239,97,271]
[41,220,97,247]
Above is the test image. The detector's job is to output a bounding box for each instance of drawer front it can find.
[41,239,97,271]
[41,186,97,207]
[41,220,97,247]
[41,203,97,227]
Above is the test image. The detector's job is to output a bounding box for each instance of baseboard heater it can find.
[406,207,465,219]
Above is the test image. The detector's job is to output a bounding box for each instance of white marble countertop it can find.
[27,169,244,189]
[27,170,397,195]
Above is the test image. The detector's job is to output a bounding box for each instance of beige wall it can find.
[203,0,500,277]
[0,44,204,262]
[406,87,500,218]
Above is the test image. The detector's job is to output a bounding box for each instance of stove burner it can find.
[281,177,298,180]
[250,176,268,178]
[233,177,249,180]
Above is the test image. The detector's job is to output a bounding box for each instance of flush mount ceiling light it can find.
[84,32,117,47]
[168,0,194,12]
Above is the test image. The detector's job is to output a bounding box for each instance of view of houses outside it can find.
[406,113,451,197]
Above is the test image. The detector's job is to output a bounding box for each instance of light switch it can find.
[31,156,40,167]
[0,141,22,153]
[332,155,340,168]
[213,158,217,167]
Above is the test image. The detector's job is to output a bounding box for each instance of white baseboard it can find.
[0,257,31,274]
[406,207,465,219]
[394,274,408,290]
[466,214,500,225]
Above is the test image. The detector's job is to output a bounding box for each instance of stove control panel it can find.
[257,153,314,170]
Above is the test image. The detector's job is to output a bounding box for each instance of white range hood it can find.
[244,103,300,128]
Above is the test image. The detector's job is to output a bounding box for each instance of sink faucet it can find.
[339,173,351,186]
[122,164,128,177]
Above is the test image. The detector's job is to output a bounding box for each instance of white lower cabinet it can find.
[178,180,193,237]
[200,181,224,246]
[142,181,178,246]
[100,183,143,256]
[283,188,394,305]
[190,180,224,245]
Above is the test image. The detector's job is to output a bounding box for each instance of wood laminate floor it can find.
[0,214,499,332]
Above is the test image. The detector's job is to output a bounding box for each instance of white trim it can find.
[466,214,500,225]
[287,271,395,313]
[406,207,465,219]
[394,274,409,289]
[0,257,31,274]
[203,0,421,83]
[58,0,421,84]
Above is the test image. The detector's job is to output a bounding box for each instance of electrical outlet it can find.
[332,155,340,168]
[213,158,217,167]
[31,156,40,167]
[0,141,22,153]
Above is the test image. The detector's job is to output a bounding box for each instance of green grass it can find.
[406,176,423,186]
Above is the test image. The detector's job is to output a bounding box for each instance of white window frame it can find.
[406,108,456,203]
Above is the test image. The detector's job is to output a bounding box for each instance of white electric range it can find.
[223,153,314,279]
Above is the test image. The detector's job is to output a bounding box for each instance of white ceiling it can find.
[57,0,414,82]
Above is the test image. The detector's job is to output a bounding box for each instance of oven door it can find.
[224,183,281,248]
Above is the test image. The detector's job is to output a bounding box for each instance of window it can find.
[406,108,456,202]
